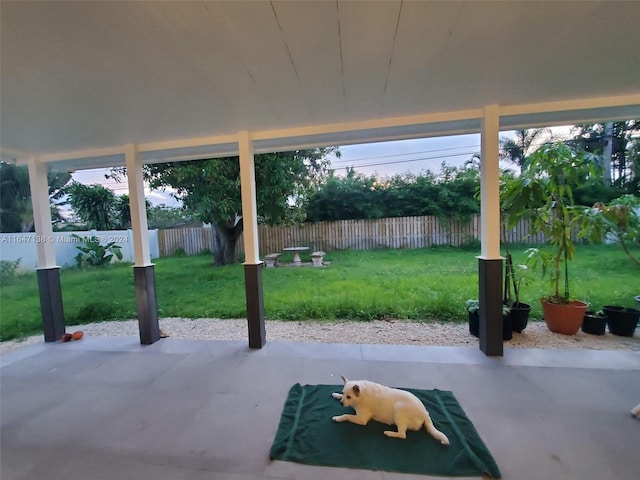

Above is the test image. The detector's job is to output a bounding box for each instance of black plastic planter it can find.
[603,305,640,337]
[468,311,512,340]
[582,311,606,336]
[502,313,512,341]
[468,311,479,337]
[510,302,531,333]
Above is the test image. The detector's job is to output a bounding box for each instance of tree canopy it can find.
[66,183,146,231]
[110,148,335,265]
[570,120,640,193]
[499,128,552,169]
[306,164,481,222]
[0,162,71,233]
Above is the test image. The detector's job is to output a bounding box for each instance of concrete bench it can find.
[310,251,326,267]
[263,253,281,268]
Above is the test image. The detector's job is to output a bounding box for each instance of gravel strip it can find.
[2,318,638,355]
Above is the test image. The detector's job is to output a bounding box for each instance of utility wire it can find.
[329,144,480,165]
[330,151,479,170]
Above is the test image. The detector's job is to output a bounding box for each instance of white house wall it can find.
[0,230,159,271]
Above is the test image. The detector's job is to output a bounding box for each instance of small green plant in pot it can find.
[465,299,512,340]
[502,142,602,335]
[582,310,606,336]
[508,264,533,333]
[465,299,480,337]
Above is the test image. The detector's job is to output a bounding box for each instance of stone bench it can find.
[310,251,326,267]
[263,253,281,268]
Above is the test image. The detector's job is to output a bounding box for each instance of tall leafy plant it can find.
[501,142,602,304]
[67,183,118,230]
[581,194,640,266]
[72,234,123,267]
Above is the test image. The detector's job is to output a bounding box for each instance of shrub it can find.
[69,301,128,324]
[72,234,123,267]
[0,258,22,284]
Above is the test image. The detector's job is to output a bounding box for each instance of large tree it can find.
[306,165,480,222]
[147,204,197,229]
[499,128,552,169]
[112,149,334,265]
[0,162,72,232]
[67,183,119,230]
[570,120,640,192]
[66,184,146,231]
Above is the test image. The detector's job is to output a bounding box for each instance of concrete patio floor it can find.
[1,336,639,480]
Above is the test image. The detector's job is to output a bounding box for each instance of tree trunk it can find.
[211,221,243,266]
[21,219,34,233]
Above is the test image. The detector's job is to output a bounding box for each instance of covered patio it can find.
[1,337,639,479]
[1,2,640,478]
[2,0,639,355]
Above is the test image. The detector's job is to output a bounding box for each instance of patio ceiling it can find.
[1,0,640,170]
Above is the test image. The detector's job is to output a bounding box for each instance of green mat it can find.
[270,384,501,478]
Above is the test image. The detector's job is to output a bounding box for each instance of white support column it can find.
[238,131,260,265]
[478,104,503,356]
[238,130,265,348]
[480,105,501,260]
[27,157,57,269]
[27,157,66,341]
[124,144,151,266]
[124,144,159,345]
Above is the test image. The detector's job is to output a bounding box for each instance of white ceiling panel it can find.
[272,0,344,123]
[1,0,639,166]
[339,0,401,118]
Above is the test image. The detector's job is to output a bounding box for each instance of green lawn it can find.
[1,245,638,341]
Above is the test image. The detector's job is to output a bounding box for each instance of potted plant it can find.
[499,179,532,334]
[502,142,601,335]
[502,304,513,341]
[501,210,530,333]
[465,299,512,340]
[465,299,480,337]
[582,310,606,336]
[602,305,640,337]
[509,264,533,333]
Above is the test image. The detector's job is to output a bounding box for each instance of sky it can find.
[70,127,573,209]
[326,134,480,177]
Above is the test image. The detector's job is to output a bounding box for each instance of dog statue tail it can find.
[425,414,450,445]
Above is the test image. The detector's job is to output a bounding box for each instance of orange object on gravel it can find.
[71,331,84,340]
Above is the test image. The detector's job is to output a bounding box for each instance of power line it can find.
[330,150,479,171]
[330,144,480,165]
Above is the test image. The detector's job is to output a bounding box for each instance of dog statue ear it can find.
[340,375,349,384]
[353,384,360,396]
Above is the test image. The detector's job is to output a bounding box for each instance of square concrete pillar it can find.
[36,267,66,342]
[478,258,503,356]
[134,265,160,345]
[244,263,265,349]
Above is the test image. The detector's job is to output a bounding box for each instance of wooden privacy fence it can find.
[157,215,547,257]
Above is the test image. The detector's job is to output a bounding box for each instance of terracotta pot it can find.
[540,299,588,335]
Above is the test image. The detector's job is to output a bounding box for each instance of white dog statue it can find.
[332,375,450,444]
